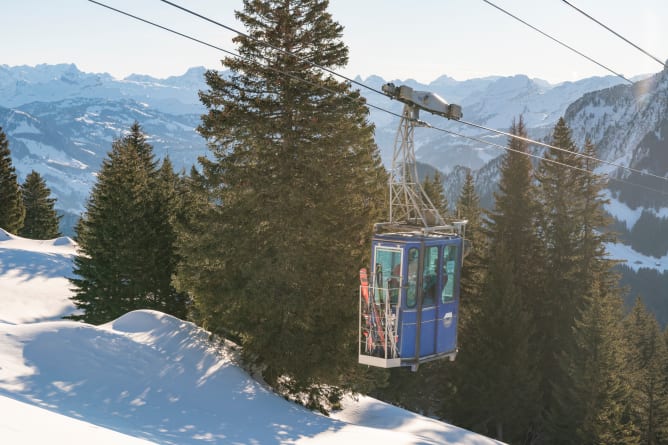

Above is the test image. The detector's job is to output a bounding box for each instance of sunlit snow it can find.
[0,228,502,444]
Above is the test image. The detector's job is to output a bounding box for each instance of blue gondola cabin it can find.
[359,230,462,370]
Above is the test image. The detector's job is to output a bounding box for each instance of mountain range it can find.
[0,63,666,321]
[0,63,634,213]
[0,64,207,215]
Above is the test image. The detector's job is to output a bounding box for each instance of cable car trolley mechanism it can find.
[359,83,467,371]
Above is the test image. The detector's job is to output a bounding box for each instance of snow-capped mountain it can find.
[0,63,206,114]
[0,64,210,218]
[564,64,668,209]
[559,66,668,324]
[0,101,203,214]
[0,63,625,219]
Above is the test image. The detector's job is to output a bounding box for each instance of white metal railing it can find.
[359,285,400,361]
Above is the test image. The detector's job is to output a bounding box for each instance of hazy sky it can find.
[4,0,668,84]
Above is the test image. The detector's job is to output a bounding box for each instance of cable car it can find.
[359,230,463,370]
[359,83,466,370]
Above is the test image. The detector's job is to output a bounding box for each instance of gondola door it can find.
[398,242,441,362]
[435,241,461,356]
[417,244,440,358]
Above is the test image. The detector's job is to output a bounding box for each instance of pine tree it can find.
[434,169,486,421]
[150,157,189,319]
[172,166,215,325]
[69,122,187,324]
[539,130,636,442]
[576,140,617,294]
[448,117,541,442]
[534,117,587,437]
[0,128,25,233]
[19,170,61,239]
[626,298,668,444]
[575,140,635,443]
[486,116,544,317]
[563,283,636,444]
[422,170,449,218]
[455,169,486,324]
[175,0,386,411]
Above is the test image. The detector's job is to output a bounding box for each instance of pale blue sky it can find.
[4,0,668,84]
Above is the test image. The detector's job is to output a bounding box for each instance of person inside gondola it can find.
[442,246,456,302]
[408,249,418,279]
[406,249,419,307]
[423,272,437,305]
[422,246,438,306]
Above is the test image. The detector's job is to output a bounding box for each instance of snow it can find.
[605,241,668,273]
[0,396,155,445]
[20,139,87,170]
[0,229,78,324]
[0,229,502,444]
[604,193,646,230]
[9,120,40,135]
[601,193,668,272]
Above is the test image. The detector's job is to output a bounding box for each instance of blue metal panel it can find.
[399,309,417,357]
[419,307,438,356]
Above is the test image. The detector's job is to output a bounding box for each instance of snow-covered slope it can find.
[565,65,668,209]
[0,396,155,445]
[0,229,502,444]
[0,228,77,324]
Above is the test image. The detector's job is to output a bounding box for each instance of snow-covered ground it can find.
[605,241,668,273]
[604,192,668,231]
[0,228,501,444]
[604,194,668,273]
[0,228,78,324]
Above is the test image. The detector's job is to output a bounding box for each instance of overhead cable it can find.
[87,0,668,196]
[155,0,654,181]
[561,0,666,68]
[158,0,653,182]
[481,0,633,84]
[457,119,668,183]
[426,122,668,196]
[156,0,386,97]
[86,0,396,119]
[88,0,234,56]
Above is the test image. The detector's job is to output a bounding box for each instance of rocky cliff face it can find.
[564,66,668,208]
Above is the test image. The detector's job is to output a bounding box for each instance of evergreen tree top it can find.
[0,127,25,234]
[234,0,348,70]
[19,170,61,239]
